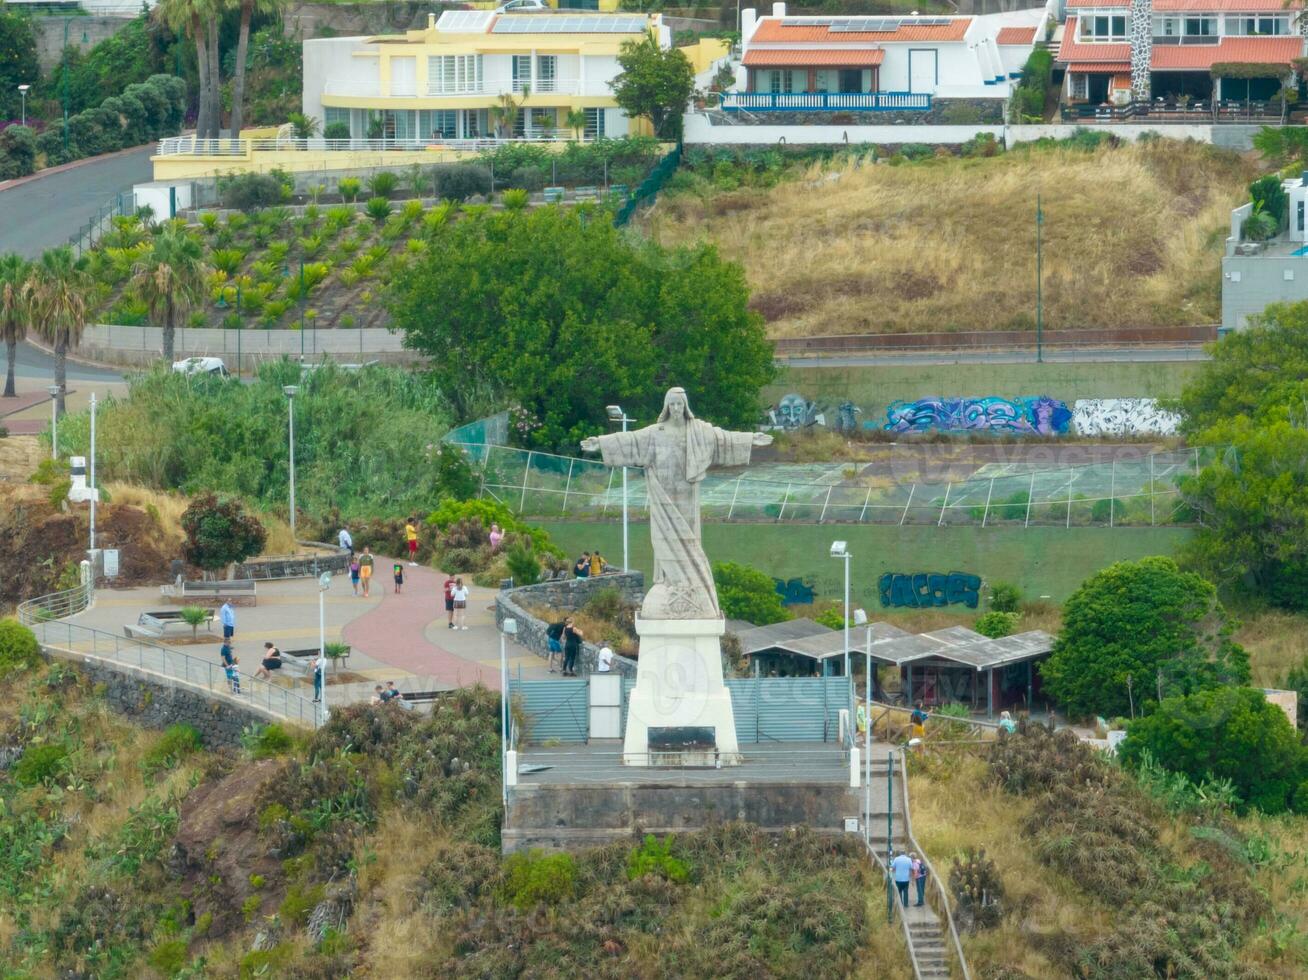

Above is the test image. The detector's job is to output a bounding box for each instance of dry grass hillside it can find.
[646,141,1258,337]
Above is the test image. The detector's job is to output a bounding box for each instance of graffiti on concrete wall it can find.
[1071,399,1180,436]
[879,571,981,609]
[773,576,817,606]
[765,394,864,433]
[882,396,1072,435]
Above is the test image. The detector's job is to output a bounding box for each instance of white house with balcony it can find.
[302,10,668,143]
[721,2,1051,113]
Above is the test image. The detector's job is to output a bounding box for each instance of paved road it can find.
[0,146,154,258]
[777,346,1210,368]
[6,341,124,383]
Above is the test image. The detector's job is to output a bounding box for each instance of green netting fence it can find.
[613,144,682,227]
[448,442,1219,528]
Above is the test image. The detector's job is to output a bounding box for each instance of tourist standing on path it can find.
[590,551,606,577]
[910,701,928,741]
[546,619,566,673]
[370,685,385,705]
[311,655,324,703]
[349,556,361,596]
[443,573,456,629]
[338,526,353,556]
[912,853,928,907]
[597,644,614,673]
[891,851,913,909]
[219,601,236,640]
[562,618,583,676]
[451,577,469,629]
[358,547,375,598]
[254,642,282,681]
[489,523,503,552]
[573,553,590,579]
[405,517,419,566]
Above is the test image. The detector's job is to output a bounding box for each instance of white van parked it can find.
[172,357,230,378]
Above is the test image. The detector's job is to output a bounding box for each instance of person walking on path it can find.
[912,853,928,907]
[451,577,469,629]
[349,556,361,596]
[562,618,583,677]
[891,851,913,909]
[443,573,456,629]
[358,548,375,598]
[311,654,324,703]
[254,642,283,681]
[546,619,566,673]
[393,562,404,595]
[338,526,353,556]
[219,601,236,640]
[405,517,419,566]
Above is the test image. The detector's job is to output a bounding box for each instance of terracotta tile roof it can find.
[1152,35,1302,68]
[1065,61,1132,73]
[996,26,1037,44]
[1069,0,1300,8]
[742,47,886,66]
[1057,20,1132,63]
[751,18,972,43]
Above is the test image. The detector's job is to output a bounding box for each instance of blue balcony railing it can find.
[719,91,932,111]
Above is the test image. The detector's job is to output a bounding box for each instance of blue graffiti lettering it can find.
[879,572,981,609]
[883,396,1072,435]
[773,577,817,606]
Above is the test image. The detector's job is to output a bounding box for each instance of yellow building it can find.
[302,10,669,143]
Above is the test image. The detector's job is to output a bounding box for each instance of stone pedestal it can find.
[623,617,741,766]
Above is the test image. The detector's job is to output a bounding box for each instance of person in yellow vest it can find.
[404,517,419,566]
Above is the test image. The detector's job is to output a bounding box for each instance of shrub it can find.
[627,834,691,882]
[501,188,529,210]
[435,164,492,203]
[0,124,37,180]
[323,121,350,141]
[1249,173,1288,229]
[974,611,1019,639]
[712,561,791,625]
[501,849,577,909]
[365,197,392,223]
[1120,686,1308,814]
[181,493,267,571]
[961,132,999,157]
[507,165,547,192]
[988,582,1021,612]
[219,173,284,212]
[242,722,292,758]
[337,177,362,202]
[366,171,398,198]
[144,724,202,772]
[210,248,245,275]
[1243,208,1279,241]
[14,743,69,787]
[950,847,1004,932]
[148,939,189,976]
[0,618,42,678]
[504,541,540,586]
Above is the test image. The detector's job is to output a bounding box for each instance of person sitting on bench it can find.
[254,642,283,680]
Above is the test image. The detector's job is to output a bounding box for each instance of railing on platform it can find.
[156,134,591,156]
[1060,98,1285,124]
[17,585,319,729]
[720,91,932,111]
[234,540,350,581]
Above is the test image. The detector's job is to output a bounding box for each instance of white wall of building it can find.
[304,37,375,120]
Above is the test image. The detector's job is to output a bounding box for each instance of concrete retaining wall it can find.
[32,17,134,72]
[496,571,643,678]
[45,649,280,749]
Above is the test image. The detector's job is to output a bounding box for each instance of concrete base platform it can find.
[503,742,862,853]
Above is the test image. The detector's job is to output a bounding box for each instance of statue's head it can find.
[658,387,695,424]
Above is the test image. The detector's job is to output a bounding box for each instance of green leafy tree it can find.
[611,32,694,140]
[130,225,210,363]
[974,611,1018,639]
[0,125,36,180]
[388,206,773,450]
[23,247,90,417]
[0,617,42,678]
[0,253,30,398]
[229,0,285,136]
[0,11,40,121]
[181,492,268,572]
[1284,656,1308,735]
[1120,686,1308,814]
[1040,557,1249,719]
[712,561,790,626]
[1248,174,1288,230]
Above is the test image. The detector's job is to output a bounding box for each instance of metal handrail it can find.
[18,584,319,729]
[864,839,927,978]
[895,745,972,980]
[234,540,349,580]
[156,135,590,156]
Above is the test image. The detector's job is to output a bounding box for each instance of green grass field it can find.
[537,520,1191,609]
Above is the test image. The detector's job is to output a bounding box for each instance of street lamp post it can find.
[89,391,97,554]
[605,405,632,571]
[500,617,518,807]
[831,541,853,724]
[47,384,59,459]
[283,385,299,535]
[317,571,331,726]
[17,84,29,127]
[863,625,873,846]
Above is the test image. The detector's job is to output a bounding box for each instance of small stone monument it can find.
[581,387,771,765]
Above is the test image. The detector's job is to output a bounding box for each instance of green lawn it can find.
[537,520,1191,609]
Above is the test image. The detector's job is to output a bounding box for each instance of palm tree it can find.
[23,247,90,418]
[130,226,209,363]
[0,254,30,399]
[231,0,285,137]
[155,0,211,138]
[565,109,588,142]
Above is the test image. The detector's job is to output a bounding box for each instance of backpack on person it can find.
[546,621,566,641]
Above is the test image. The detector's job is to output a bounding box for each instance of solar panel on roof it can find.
[492,14,647,33]
[437,10,494,32]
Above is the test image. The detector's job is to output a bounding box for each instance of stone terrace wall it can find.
[496,572,643,679]
[44,651,284,749]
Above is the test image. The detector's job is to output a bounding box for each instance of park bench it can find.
[284,646,351,670]
[123,609,214,639]
[273,655,312,680]
[608,184,629,199]
[573,185,598,201]
[543,186,565,204]
[169,579,258,607]
[394,690,449,711]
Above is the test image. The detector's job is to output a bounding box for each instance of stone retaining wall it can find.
[43,649,287,748]
[495,571,643,678]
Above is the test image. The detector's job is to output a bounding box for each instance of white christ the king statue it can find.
[581,387,771,621]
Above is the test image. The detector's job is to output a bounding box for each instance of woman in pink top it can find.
[488,523,504,551]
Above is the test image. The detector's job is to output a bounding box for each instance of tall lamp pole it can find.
[47,384,60,458]
[317,571,331,726]
[17,84,29,127]
[831,541,852,722]
[1036,193,1044,364]
[863,626,872,845]
[89,391,97,554]
[606,405,632,572]
[500,617,517,807]
[283,385,299,535]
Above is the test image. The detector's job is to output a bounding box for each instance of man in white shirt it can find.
[338,527,353,556]
[597,646,614,673]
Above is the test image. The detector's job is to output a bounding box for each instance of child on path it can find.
[225,662,241,694]
[349,556,361,596]
[358,548,374,597]
[405,517,419,566]
[393,562,404,595]
[443,574,456,629]
[451,577,469,629]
